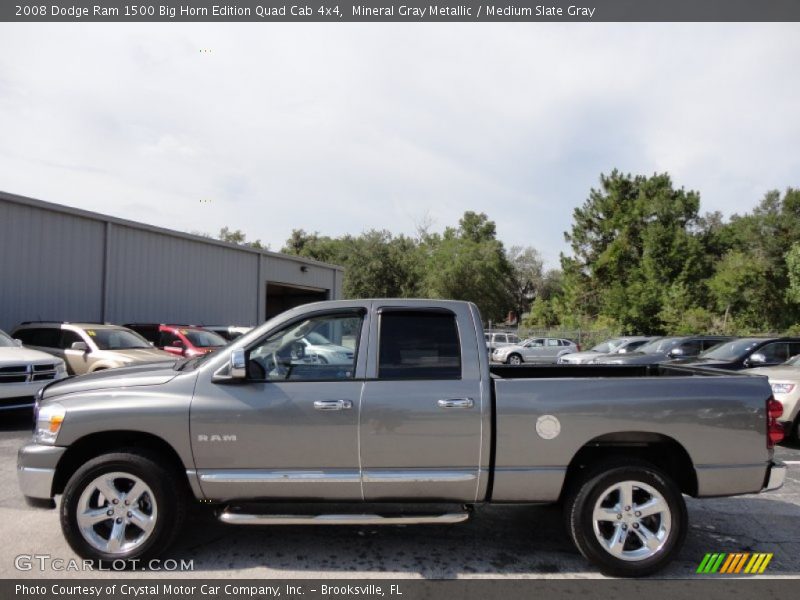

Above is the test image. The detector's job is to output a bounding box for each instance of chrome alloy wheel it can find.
[76,472,158,555]
[592,480,671,561]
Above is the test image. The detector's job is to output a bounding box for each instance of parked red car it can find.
[124,324,227,357]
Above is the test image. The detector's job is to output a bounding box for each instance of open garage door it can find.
[266,282,329,320]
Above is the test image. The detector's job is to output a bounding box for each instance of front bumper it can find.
[764,460,786,492]
[17,443,66,502]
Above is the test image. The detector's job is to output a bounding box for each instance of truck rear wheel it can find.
[564,462,687,577]
[60,451,185,565]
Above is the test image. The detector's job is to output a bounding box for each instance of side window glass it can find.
[679,341,701,355]
[788,343,800,360]
[378,311,461,380]
[248,313,362,381]
[759,343,788,363]
[60,331,83,349]
[532,339,544,347]
[546,339,560,347]
[159,331,180,347]
[508,335,519,344]
[24,328,61,348]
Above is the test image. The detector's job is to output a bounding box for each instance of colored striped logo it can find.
[696,553,773,574]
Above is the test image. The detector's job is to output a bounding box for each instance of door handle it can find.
[313,400,353,411]
[437,398,474,409]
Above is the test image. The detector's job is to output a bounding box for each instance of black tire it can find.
[563,461,687,577]
[60,450,186,565]
[507,353,523,365]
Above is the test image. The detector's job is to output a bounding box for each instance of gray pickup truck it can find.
[18,300,787,577]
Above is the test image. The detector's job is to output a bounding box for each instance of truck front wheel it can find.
[60,451,185,565]
[564,462,687,577]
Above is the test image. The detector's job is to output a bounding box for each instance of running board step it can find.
[218,511,470,526]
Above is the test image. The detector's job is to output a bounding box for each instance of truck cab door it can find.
[359,304,488,502]
[190,308,369,502]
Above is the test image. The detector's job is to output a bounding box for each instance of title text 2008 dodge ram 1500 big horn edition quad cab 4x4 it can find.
[18,300,787,577]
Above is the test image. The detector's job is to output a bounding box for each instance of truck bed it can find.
[488,362,772,502]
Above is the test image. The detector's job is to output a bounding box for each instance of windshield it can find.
[0,330,15,347]
[699,339,762,361]
[88,328,151,350]
[182,329,226,348]
[0,330,16,348]
[787,354,800,367]
[636,338,681,354]
[590,338,626,353]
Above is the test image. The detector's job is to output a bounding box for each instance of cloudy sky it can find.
[1,23,799,266]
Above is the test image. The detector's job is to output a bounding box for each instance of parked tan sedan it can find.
[751,354,800,442]
[11,322,175,375]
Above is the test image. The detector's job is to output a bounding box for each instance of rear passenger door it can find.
[359,306,484,502]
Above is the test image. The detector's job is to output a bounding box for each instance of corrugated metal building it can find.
[0,191,344,333]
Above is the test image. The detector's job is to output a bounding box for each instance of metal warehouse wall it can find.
[106,224,260,326]
[0,191,344,333]
[0,199,106,329]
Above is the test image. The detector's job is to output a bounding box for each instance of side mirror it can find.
[70,341,89,352]
[13,338,23,347]
[230,349,246,379]
[746,352,767,366]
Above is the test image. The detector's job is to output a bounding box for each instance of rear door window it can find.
[378,311,461,380]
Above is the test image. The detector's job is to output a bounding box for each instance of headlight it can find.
[35,403,66,445]
[55,361,67,375]
[771,383,796,395]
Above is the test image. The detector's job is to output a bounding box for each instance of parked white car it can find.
[750,355,800,443]
[0,329,67,411]
[493,337,579,365]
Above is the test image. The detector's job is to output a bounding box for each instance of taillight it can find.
[767,397,784,448]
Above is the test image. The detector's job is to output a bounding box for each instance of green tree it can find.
[559,170,705,333]
[708,189,800,330]
[421,212,515,322]
[217,226,265,249]
[787,242,800,304]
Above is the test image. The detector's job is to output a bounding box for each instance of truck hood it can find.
[42,362,178,399]
[0,346,61,364]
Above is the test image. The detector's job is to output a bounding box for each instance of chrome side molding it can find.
[218,511,470,526]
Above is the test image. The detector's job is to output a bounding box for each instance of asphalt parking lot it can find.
[1,412,798,579]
